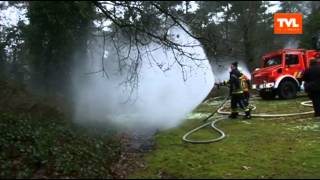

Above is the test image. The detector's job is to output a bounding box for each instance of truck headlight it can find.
[252,84,257,89]
[266,82,275,88]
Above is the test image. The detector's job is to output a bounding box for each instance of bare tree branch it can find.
[91,1,212,102]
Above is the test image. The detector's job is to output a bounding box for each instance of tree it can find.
[91,1,212,91]
[180,1,274,69]
[0,1,27,81]
[25,1,95,95]
[4,21,27,82]
[0,37,6,79]
[0,2,8,79]
[224,1,268,68]
[279,1,311,14]
[300,2,320,49]
[0,23,6,79]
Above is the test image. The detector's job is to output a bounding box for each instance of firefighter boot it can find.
[229,112,238,119]
[243,109,251,119]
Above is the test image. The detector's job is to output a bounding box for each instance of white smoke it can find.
[284,39,300,49]
[210,57,252,83]
[72,25,214,131]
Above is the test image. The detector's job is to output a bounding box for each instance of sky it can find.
[0,2,29,27]
[267,1,282,14]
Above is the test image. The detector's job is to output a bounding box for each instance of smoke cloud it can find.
[72,26,215,131]
[284,39,300,49]
[210,57,252,83]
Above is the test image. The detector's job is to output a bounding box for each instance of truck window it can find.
[285,54,299,65]
[264,55,282,67]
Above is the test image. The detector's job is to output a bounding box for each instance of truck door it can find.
[284,53,304,80]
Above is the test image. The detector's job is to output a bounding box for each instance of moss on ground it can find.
[0,112,121,179]
[130,95,320,179]
[0,80,121,178]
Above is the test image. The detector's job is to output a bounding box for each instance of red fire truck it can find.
[252,48,320,99]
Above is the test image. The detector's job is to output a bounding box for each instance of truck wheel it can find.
[259,91,276,100]
[278,81,297,99]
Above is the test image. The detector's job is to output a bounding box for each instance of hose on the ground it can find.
[182,96,314,144]
[217,100,314,117]
[182,96,229,144]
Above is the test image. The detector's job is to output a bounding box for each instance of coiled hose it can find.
[182,96,314,144]
[182,96,229,144]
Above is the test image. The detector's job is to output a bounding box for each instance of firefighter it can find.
[302,58,320,118]
[238,68,251,107]
[229,62,251,119]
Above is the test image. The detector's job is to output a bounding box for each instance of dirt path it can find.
[110,130,156,178]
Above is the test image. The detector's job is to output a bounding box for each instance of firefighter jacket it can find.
[302,64,320,93]
[240,74,251,92]
[229,68,243,95]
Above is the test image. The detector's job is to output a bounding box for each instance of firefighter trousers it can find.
[231,93,250,114]
[309,92,320,117]
[243,92,250,107]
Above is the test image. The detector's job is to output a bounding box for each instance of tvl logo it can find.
[274,13,303,34]
[277,18,299,28]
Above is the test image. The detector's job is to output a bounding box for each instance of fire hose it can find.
[182,96,229,144]
[182,96,314,144]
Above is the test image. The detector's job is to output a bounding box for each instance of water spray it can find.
[73,24,214,132]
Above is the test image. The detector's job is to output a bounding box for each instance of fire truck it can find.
[252,48,320,99]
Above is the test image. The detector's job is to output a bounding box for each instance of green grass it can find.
[0,112,121,178]
[130,96,320,179]
[0,79,122,178]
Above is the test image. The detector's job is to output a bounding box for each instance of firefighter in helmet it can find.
[229,62,251,119]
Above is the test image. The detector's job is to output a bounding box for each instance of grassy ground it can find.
[0,80,121,178]
[0,113,121,178]
[130,95,320,179]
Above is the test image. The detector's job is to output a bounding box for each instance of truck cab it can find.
[252,49,320,99]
